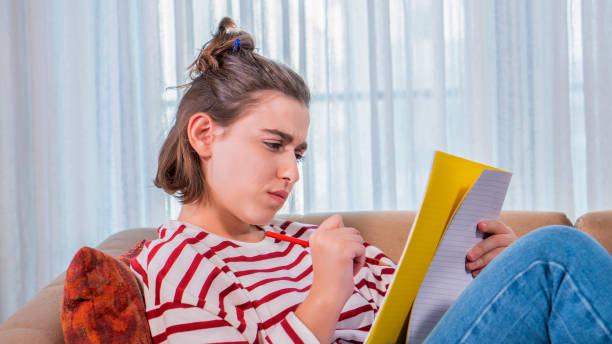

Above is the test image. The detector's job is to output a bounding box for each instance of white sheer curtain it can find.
[0,1,172,321]
[581,0,612,216]
[1,0,611,323]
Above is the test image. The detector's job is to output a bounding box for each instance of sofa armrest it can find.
[575,211,612,255]
[0,273,65,344]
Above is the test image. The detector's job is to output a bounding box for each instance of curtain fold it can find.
[0,0,168,321]
[582,0,612,213]
[1,0,610,322]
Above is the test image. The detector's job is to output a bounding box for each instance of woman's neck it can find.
[177,202,264,243]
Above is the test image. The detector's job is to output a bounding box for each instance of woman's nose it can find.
[279,153,300,184]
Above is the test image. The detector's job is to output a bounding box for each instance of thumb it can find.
[318,214,344,231]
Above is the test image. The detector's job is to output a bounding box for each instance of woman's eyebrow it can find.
[261,128,308,150]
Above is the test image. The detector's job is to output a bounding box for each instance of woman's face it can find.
[205,92,310,225]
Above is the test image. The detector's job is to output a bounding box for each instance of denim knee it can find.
[522,225,579,243]
[511,225,605,266]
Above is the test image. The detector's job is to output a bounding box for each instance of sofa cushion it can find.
[60,243,152,344]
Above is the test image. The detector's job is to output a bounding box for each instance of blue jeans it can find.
[425,226,612,343]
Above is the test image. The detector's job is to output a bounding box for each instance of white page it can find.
[406,169,512,343]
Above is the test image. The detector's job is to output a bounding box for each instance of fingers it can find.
[477,220,513,235]
[471,268,483,278]
[319,214,344,230]
[466,232,516,261]
[353,250,366,276]
[466,220,517,261]
[314,215,365,276]
[312,214,363,253]
[311,225,362,244]
[465,220,518,276]
[315,215,361,241]
[466,246,504,272]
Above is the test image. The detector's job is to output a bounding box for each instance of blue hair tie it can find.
[233,39,241,53]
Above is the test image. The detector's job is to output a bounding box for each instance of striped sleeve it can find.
[265,310,320,343]
[354,242,397,307]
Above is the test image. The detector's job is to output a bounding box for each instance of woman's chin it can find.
[255,216,277,226]
[246,210,278,226]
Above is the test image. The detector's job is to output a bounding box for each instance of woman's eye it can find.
[264,142,282,150]
[265,142,304,162]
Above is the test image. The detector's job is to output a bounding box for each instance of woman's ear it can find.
[187,113,217,159]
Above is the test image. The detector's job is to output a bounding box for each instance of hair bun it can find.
[219,17,240,35]
[188,17,255,79]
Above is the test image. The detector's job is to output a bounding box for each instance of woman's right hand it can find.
[309,214,366,302]
[295,215,366,343]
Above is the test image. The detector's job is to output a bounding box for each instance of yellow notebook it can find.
[365,151,512,344]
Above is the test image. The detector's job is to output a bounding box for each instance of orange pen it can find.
[265,231,390,267]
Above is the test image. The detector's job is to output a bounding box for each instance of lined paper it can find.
[406,169,512,343]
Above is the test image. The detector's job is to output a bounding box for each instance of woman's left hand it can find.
[466,220,518,277]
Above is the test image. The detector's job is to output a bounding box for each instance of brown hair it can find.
[154,17,310,205]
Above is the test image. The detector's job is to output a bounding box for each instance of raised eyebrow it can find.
[261,129,308,151]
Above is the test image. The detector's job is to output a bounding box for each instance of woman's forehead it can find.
[235,94,310,139]
[258,128,308,150]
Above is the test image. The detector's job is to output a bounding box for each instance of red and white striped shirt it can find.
[131,219,396,343]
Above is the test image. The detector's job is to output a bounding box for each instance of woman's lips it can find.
[268,191,288,204]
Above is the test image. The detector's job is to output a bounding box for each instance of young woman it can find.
[131,17,612,343]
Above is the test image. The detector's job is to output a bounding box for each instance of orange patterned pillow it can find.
[61,242,152,344]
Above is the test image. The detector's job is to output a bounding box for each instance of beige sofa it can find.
[1,210,610,344]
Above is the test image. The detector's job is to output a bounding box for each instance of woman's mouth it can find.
[268,191,288,205]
